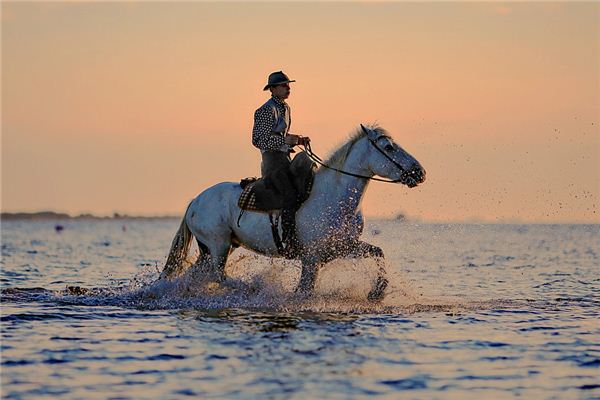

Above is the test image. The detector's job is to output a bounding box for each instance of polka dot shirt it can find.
[252,96,291,153]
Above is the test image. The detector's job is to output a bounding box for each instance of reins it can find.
[301,138,406,184]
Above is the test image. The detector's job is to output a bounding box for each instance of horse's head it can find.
[361,124,426,188]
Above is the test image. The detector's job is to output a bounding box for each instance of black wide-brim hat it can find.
[263,71,296,90]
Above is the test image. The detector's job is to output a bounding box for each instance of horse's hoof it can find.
[294,285,313,298]
[367,276,388,301]
[369,247,384,258]
[66,286,89,296]
[204,281,223,295]
[211,271,226,284]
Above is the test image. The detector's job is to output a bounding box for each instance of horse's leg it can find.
[367,270,388,301]
[347,240,388,301]
[189,239,210,271]
[296,257,319,295]
[348,240,384,258]
[206,240,232,283]
[185,190,234,282]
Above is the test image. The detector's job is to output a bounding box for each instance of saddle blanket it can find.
[238,178,281,212]
[237,151,316,213]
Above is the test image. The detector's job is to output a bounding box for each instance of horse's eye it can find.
[385,144,394,152]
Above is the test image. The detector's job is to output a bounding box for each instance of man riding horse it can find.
[252,71,311,258]
[160,72,426,299]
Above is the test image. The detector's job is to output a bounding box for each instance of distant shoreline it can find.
[1,211,597,225]
[0,211,179,221]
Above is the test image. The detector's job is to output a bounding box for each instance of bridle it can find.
[301,127,408,184]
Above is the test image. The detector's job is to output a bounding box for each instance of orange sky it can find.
[2,2,599,222]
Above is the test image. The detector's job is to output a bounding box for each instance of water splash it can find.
[2,250,516,314]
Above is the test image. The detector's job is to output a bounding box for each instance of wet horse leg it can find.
[296,259,319,295]
[348,240,388,301]
[210,244,232,283]
[194,236,232,283]
[349,240,385,259]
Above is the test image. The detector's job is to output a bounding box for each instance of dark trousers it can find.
[261,151,299,248]
[261,151,298,209]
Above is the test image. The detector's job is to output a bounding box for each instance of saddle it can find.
[238,151,315,214]
[237,151,315,256]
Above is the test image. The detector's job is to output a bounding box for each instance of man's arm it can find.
[252,107,289,152]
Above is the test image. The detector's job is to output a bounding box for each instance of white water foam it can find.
[5,249,510,314]
[118,249,487,314]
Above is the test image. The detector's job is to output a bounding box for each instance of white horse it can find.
[162,125,426,299]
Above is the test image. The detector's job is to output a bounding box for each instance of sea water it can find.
[1,219,598,399]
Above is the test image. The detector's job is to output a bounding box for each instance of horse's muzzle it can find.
[400,167,426,188]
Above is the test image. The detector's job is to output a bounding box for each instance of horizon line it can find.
[1,210,598,225]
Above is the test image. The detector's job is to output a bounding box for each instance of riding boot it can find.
[281,207,300,259]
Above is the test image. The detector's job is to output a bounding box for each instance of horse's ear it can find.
[361,124,378,140]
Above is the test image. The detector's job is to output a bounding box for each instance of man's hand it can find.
[285,134,300,146]
[285,134,311,147]
[298,136,311,146]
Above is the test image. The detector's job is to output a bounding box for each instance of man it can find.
[252,71,310,257]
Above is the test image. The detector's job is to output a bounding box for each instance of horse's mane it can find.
[323,124,390,169]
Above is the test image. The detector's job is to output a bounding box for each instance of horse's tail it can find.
[161,202,194,279]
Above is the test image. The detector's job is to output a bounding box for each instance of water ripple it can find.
[1,220,598,399]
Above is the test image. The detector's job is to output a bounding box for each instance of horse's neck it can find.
[308,139,372,220]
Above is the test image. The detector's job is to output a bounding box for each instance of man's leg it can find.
[272,168,300,256]
[261,152,300,257]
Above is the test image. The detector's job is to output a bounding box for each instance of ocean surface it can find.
[1,219,598,399]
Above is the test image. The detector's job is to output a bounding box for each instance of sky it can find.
[2,1,599,222]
